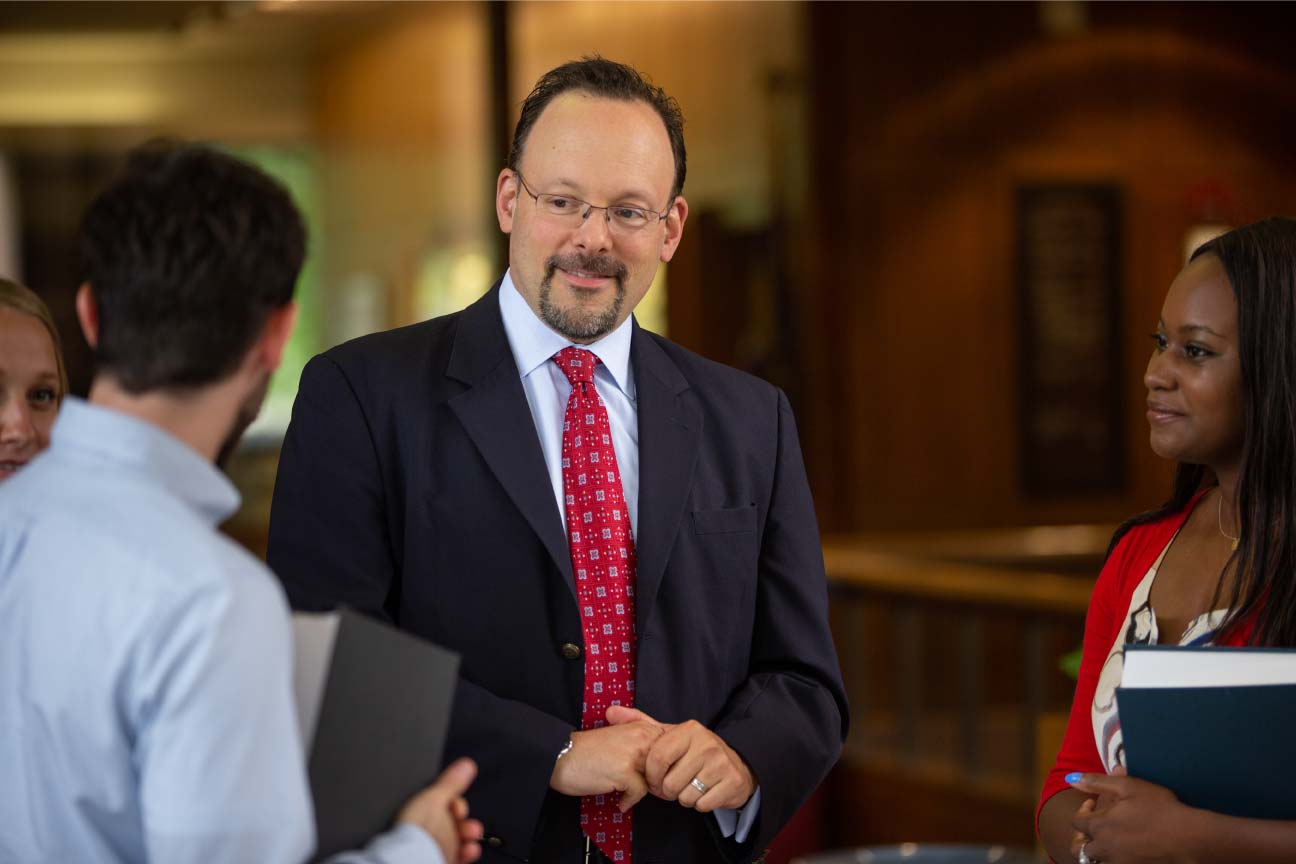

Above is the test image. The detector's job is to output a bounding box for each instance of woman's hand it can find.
[1069,797,1096,861]
[1069,772,1195,864]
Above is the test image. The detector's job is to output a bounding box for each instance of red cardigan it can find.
[1036,491,1253,829]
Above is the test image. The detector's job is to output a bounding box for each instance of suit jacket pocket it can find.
[691,505,757,535]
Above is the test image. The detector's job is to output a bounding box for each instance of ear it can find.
[659,195,689,263]
[75,282,99,348]
[255,302,298,372]
[496,167,519,234]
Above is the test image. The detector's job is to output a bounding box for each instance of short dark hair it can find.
[508,56,687,202]
[79,141,305,393]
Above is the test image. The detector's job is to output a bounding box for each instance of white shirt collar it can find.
[498,269,635,398]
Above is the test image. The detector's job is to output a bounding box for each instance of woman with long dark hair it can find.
[1038,217,1296,863]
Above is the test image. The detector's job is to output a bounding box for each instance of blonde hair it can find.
[0,277,69,402]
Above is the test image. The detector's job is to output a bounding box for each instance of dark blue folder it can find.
[1117,670,1296,819]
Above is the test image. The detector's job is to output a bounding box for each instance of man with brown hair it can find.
[270,58,847,864]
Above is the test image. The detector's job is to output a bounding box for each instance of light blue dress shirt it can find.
[498,272,762,843]
[0,399,439,864]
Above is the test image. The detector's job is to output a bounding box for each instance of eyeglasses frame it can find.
[512,169,673,233]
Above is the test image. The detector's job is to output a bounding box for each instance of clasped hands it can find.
[549,705,756,814]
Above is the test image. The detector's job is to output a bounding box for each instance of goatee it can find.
[539,252,628,342]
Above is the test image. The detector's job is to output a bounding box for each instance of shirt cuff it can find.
[323,822,444,864]
[712,786,761,844]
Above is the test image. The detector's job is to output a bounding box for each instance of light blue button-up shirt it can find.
[498,272,762,842]
[0,398,439,864]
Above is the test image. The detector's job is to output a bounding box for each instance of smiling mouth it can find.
[558,267,617,289]
[0,460,28,475]
[1146,403,1185,423]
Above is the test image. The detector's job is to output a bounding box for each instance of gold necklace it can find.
[1217,492,1239,551]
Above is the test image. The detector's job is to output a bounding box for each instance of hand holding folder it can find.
[293,609,463,859]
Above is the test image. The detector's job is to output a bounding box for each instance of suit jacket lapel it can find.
[632,323,701,635]
[446,284,575,598]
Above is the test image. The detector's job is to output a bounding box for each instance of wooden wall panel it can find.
[806,2,1296,531]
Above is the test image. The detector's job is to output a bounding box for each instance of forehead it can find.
[520,92,674,196]
[0,307,58,376]
[1163,254,1237,334]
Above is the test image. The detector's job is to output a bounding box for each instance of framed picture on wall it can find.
[1016,183,1125,497]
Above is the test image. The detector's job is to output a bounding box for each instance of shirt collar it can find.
[50,397,241,525]
[498,269,635,399]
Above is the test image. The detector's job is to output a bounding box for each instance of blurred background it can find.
[5,1,1296,860]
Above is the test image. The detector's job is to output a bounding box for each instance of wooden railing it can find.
[822,527,1110,827]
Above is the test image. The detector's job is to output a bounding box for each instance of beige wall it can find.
[0,27,311,142]
[310,1,806,342]
[510,1,804,224]
[508,1,807,342]
[312,3,494,343]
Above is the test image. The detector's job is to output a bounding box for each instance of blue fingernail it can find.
[1065,772,1083,785]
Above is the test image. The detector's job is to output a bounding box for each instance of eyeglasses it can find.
[513,170,671,234]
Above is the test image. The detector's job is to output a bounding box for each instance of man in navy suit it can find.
[268,57,847,864]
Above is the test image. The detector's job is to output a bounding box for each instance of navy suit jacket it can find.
[267,284,847,863]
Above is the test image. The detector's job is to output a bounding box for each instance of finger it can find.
[1111,764,1128,777]
[436,757,479,798]
[662,746,710,802]
[692,777,733,813]
[460,838,483,864]
[661,723,729,801]
[397,762,474,825]
[1071,798,1095,834]
[606,705,654,726]
[458,816,484,841]
[1072,807,1093,835]
[644,726,692,793]
[675,771,709,809]
[1066,771,1126,798]
[655,725,712,801]
[451,796,470,820]
[1069,830,1088,859]
[619,769,650,812]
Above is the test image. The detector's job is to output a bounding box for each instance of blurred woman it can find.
[1038,218,1296,863]
[0,277,67,481]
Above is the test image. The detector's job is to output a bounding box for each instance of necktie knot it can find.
[553,347,599,387]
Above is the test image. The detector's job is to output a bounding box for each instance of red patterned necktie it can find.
[553,347,638,863]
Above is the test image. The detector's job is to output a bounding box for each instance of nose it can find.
[572,205,613,253]
[1144,348,1174,393]
[0,395,36,452]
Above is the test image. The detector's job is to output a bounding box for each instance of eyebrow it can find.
[0,370,57,385]
[13,371,60,386]
[1158,317,1226,338]
[547,177,657,206]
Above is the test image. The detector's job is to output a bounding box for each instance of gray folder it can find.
[292,609,459,860]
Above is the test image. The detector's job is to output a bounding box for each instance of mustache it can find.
[546,252,628,281]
